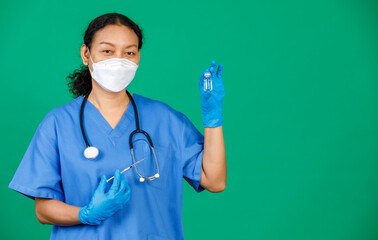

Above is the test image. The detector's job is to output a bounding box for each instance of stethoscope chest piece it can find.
[84,146,99,160]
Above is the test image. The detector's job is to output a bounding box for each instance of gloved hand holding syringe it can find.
[106,158,145,182]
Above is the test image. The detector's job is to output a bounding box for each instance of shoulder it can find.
[50,96,82,116]
[38,96,82,130]
[133,93,185,120]
[133,93,201,136]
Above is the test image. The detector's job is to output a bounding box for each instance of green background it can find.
[1,0,378,239]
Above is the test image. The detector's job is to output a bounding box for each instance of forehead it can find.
[92,24,138,47]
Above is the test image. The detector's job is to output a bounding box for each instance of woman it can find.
[9,13,226,239]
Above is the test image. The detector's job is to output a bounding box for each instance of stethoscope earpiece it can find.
[83,146,99,160]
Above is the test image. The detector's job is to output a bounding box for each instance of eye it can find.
[103,50,112,54]
[126,52,135,56]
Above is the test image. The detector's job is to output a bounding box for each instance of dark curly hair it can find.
[66,13,143,98]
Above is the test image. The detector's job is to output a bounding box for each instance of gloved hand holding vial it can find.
[199,60,225,128]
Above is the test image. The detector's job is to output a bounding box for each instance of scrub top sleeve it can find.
[8,111,64,201]
[180,114,205,193]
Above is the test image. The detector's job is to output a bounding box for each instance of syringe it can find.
[106,158,145,183]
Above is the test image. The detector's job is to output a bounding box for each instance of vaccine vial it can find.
[203,73,213,91]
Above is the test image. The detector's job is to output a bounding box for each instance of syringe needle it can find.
[106,158,145,183]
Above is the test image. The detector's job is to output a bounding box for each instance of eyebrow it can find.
[99,41,138,48]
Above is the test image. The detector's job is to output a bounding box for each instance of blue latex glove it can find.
[199,60,225,128]
[78,169,131,225]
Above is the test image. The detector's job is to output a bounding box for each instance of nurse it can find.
[8,12,226,239]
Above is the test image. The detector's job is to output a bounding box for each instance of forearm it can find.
[201,126,227,192]
[35,198,82,226]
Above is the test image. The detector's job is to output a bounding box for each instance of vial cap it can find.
[204,73,211,78]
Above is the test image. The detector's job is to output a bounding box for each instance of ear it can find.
[80,44,89,66]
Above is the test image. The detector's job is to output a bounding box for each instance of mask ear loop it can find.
[86,46,95,73]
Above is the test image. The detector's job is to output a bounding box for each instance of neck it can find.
[87,80,131,111]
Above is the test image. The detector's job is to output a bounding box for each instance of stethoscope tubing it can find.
[79,89,160,181]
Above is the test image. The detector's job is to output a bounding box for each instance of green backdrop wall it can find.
[1,0,378,239]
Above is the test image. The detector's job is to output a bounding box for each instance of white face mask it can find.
[87,46,138,92]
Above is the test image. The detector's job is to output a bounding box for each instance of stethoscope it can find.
[80,90,160,182]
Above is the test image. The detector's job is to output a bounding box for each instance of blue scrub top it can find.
[9,93,205,240]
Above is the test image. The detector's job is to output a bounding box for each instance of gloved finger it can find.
[121,179,131,202]
[209,60,217,74]
[118,173,127,192]
[95,175,107,193]
[216,63,223,79]
[109,169,121,193]
[124,179,131,195]
[115,176,130,204]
